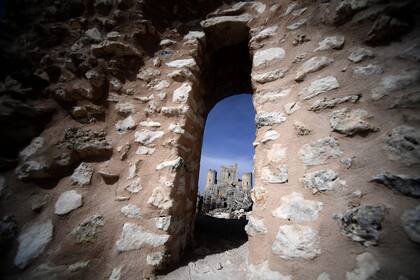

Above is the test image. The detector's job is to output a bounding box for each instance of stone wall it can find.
[0,0,419,279]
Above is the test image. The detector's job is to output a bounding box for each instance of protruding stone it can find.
[137,68,161,82]
[109,266,122,280]
[260,129,279,144]
[348,48,374,63]
[255,112,286,128]
[353,64,383,76]
[121,204,142,219]
[371,71,420,100]
[401,205,420,244]
[126,178,142,193]
[91,41,142,58]
[262,165,288,184]
[267,144,287,163]
[166,58,197,70]
[294,121,311,136]
[116,116,136,134]
[251,26,278,42]
[299,76,340,100]
[295,56,334,82]
[173,83,192,104]
[54,190,83,215]
[309,95,360,112]
[248,261,292,280]
[253,48,286,67]
[183,31,205,41]
[299,137,342,166]
[371,173,420,198]
[245,216,267,236]
[314,35,345,51]
[71,215,104,243]
[346,252,380,280]
[85,27,103,42]
[252,69,285,84]
[253,89,290,105]
[134,130,164,146]
[147,251,165,266]
[71,162,93,186]
[116,223,169,251]
[330,108,378,136]
[337,205,386,246]
[156,157,184,171]
[14,220,53,269]
[318,272,331,280]
[136,146,155,155]
[272,225,321,260]
[272,192,323,222]
[383,126,420,166]
[302,170,339,193]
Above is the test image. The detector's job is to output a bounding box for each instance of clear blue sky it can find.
[198,94,256,192]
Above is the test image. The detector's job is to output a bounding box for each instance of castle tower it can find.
[205,169,217,191]
[220,163,238,184]
[241,172,252,190]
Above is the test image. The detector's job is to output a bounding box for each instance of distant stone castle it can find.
[199,163,253,219]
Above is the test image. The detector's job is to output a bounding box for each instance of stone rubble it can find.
[54,190,83,215]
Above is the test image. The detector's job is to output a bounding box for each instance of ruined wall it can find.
[0,0,420,279]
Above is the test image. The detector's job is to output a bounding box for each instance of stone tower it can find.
[241,172,252,190]
[205,169,217,191]
[220,163,238,184]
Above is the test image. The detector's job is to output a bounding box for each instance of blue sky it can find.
[198,94,256,192]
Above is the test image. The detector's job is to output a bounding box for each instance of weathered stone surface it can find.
[371,71,420,100]
[126,178,142,193]
[116,223,169,251]
[295,56,334,82]
[314,35,345,51]
[140,120,161,127]
[260,129,279,144]
[294,121,311,136]
[14,220,53,269]
[272,225,321,260]
[121,204,142,219]
[253,48,286,67]
[299,137,342,165]
[115,116,136,134]
[155,216,172,231]
[371,173,420,198]
[318,272,331,280]
[71,162,93,186]
[337,205,386,246]
[348,48,374,63]
[173,83,192,104]
[283,101,301,115]
[287,18,308,31]
[71,215,104,243]
[253,89,290,105]
[391,91,420,109]
[267,144,287,163]
[248,261,292,280]
[54,190,83,215]
[148,186,173,210]
[251,26,278,42]
[183,31,205,41]
[299,76,340,100]
[353,64,383,76]
[134,130,164,146]
[302,170,339,193]
[262,165,288,183]
[384,126,420,166]
[346,252,380,280]
[137,68,161,82]
[401,205,420,244]
[91,41,142,58]
[168,69,195,82]
[272,192,323,222]
[252,69,285,84]
[330,108,378,136]
[309,95,360,112]
[166,58,197,69]
[147,251,165,266]
[255,112,286,128]
[136,146,155,155]
[85,27,102,42]
[156,157,184,171]
[245,216,267,236]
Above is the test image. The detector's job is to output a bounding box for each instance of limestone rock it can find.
[260,129,279,144]
[85,28,102,42]
[109,266,122,280]
[151,80,170,91]
[252,69,285,84]
[121,204,142,219]
[14,220,53,269]
[299,76,340,100]
[314,35,345,51]
[134,130,164,146]
[168,69,195,82]
[116,223,169,251]
[272,192,323,222]
[287,18,308,31]
[148,186,173,210]
[330,108,378,136]
[337,205,386,246]
[309,95,360,112]
[262,165,288,184]
[245,216,267,236]
[371,70,420,100]
[137,68,161,82]
[71,215,104,243]
[155,216,172,231]
[173,83,192,104]
[140,120,161,127]
[383,126,420,166]
[147,251,165,266]
[251,26,278,42]
[294,121,311,136]
[54,190,83,215]
[183,31,205,41]
[160,39,176,47]
[255,112,286,128]
[299,137,342,165]
[302,170,339,193]
[248,261,292,280]
[371,173,420,198]
[295,56,334,82]
[253,89,290,105]
[115,116,136,134]
[346,252,380,280]
[284,101,301,115]
[126,178,142,193]
[156,157,184,171]
[391,91,420,109]
[253,48,286,67]
[272,225,320,260]
[348,48,374,63]
[91,40,142,58]
[267,144,287,163]
[401,205,420,244]
[71,162,93,186]
[353,64,383,76]
[136,146,155,155]
[166,58,197,70]
[318,272,331,280]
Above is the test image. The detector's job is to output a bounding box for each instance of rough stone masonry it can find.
[0,0,419,279]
